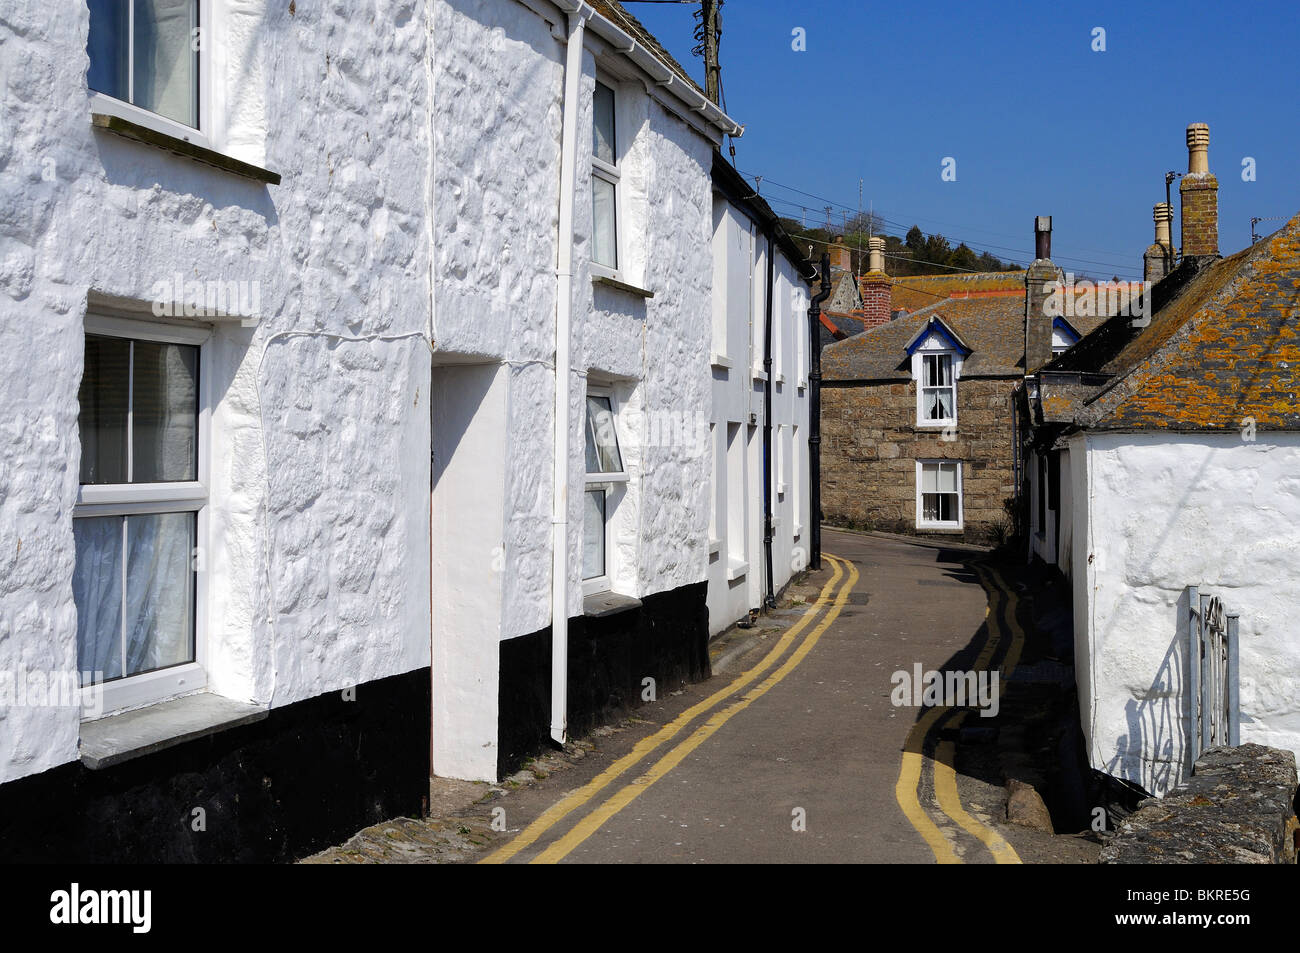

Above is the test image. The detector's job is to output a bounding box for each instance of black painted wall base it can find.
[497,581,710,779]
[0,667,430,863]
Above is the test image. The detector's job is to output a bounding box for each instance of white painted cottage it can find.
[428,0,811,783]
[0,0,809,860]
[707,156,814,634]
[0,0,434,862]
[1021,124,1300,796]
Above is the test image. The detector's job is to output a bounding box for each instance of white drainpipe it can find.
[550,6,586,745]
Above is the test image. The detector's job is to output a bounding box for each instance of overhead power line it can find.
[738,168,1143,273]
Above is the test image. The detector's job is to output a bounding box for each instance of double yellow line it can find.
[482,552,860,864]
[893,561,1024,865]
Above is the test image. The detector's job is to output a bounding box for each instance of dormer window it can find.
[1051,317,1082,356]
[905,316,967,430]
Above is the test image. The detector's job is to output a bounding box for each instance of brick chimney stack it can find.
[1144,202,1174,283]
[1024,216,1056,373]
[828,236,851,273]
[859,236,891,330]
[1179,123,1218,259]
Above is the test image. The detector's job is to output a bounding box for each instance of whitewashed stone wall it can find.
[0,0,432,783]
[1072,432,1300,795]
[429,0,724,779]
[706,197,811,636]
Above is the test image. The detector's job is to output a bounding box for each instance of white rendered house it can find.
[1021,126,1300,795]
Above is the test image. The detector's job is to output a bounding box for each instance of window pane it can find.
[592,175,618,268]
[74,516,125,684]
[585,394,622,473]
[921,492,958,523]
[124,511,195,677]
[79,334,131,485]
[936,463,957,493]
[583,489,605,580]
[924,353,953,386]
[132,339,198,483]
[593,81,616,165]
[133,0,199,127]
[921,464,938,494]
[87,0,129,101]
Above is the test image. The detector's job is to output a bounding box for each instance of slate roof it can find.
[1039,212,1300,432]
[823,293,1106,382]
[819,310,864,350]
[883,271,1027,313]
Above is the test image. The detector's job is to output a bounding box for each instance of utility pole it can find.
[702,0,721,106]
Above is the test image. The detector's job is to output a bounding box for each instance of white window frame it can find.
[582,384,628,597]
[86,0,213,149]
[75,312,211,717]
[912,343,960,429]
[590,75,623,280]
[915,459,963,531]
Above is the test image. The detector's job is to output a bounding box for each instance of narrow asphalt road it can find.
[310,527,1097,864]
[478,529,1043,864]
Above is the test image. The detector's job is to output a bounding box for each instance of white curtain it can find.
[74,517,125,684]
[132,340,198,482]
[592,176,618,268]
[583,490,605,580]
[124,512,194,676]
[133,0,198,127]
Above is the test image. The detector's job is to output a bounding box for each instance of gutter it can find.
[550,1,743,139]
[549,8,587,746]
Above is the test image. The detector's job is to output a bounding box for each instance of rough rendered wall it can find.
[1080,432,1300,795]
[705,198,811,636]
[0,0,431,783]
[429,0,718,778]
[820,377,1018,543]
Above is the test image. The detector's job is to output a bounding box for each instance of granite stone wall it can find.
[821,376,1019,544]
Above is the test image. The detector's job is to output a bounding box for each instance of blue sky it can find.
[623,0,1300,279]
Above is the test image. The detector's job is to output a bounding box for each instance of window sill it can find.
[751,368,769,382]
[708,537,722,555]
[582,591,643,618]
[593,275,654,299]
[710,354,733,370]
[916,524,965,535]
[92,113,282,186]
[726,558,748,581]
[79,692,268,770]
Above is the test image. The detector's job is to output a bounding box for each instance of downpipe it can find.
[807,253,831,571]
[549,7,586,746]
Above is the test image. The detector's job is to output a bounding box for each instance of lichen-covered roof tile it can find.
[1078,213,1300,431]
